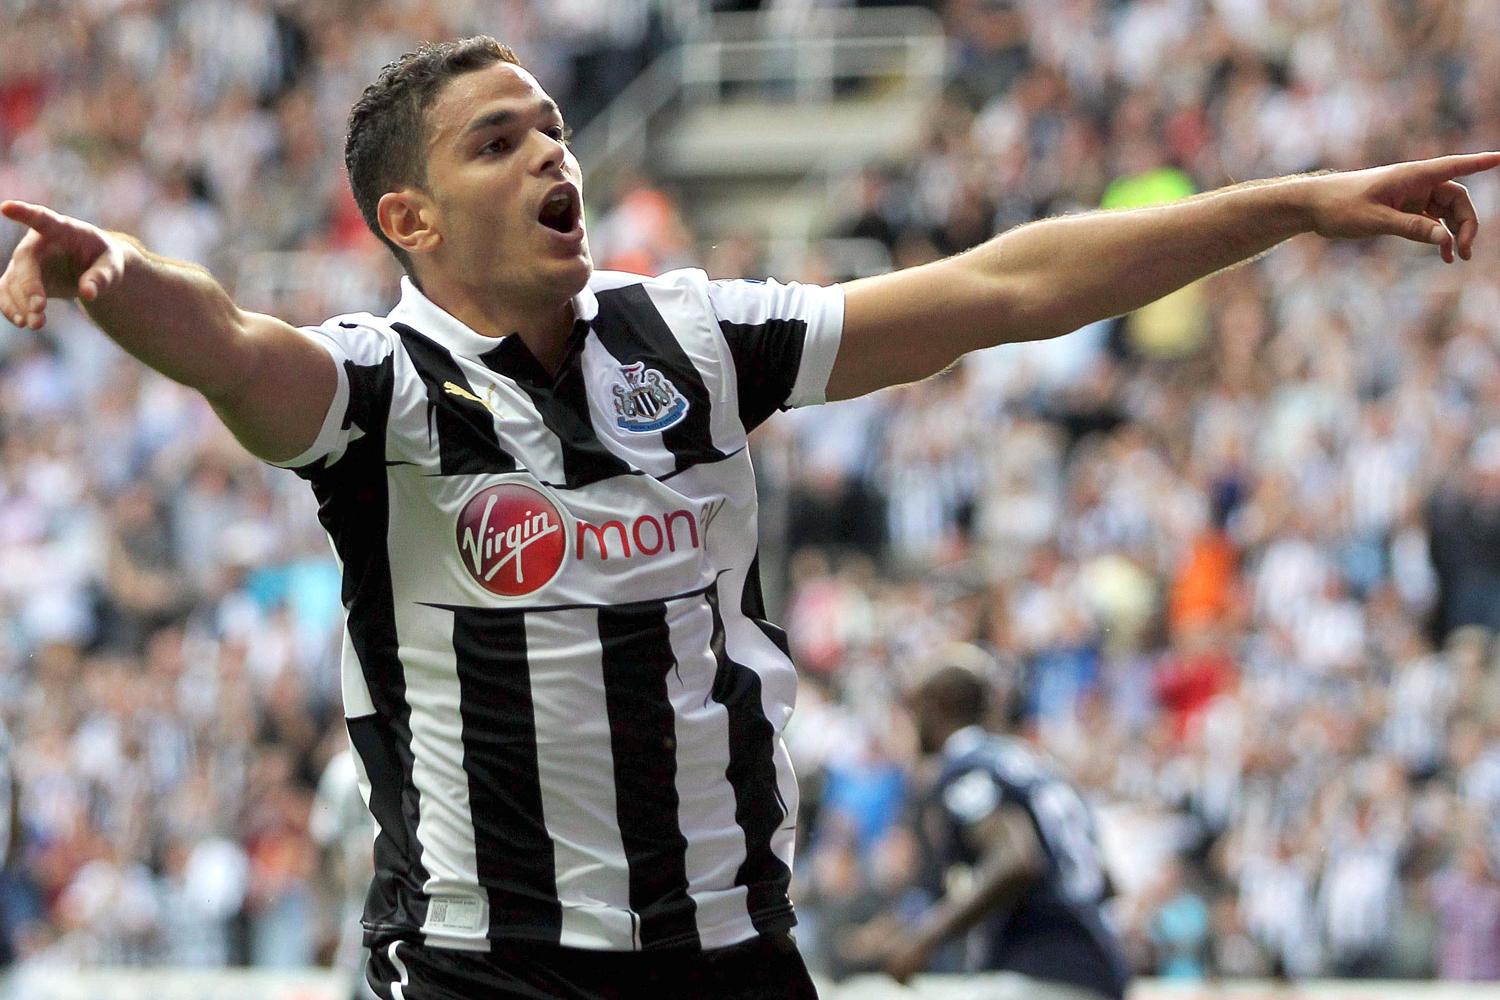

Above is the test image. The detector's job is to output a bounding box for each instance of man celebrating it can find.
[1,34,1496,1000]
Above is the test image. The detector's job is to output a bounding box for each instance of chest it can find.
[386,325,742,489]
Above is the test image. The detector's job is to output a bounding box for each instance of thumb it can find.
[77,245,124,302]
[1371,205,1449,249]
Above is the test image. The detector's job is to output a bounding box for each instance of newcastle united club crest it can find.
[611,362,689,433]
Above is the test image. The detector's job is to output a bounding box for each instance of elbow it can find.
[995,833,1048,888]
[974,271,1076,347]
[990,810,1049,886]
[1017,846,1048,885]
[965,231,1074,344]
[1007,276,1096,344]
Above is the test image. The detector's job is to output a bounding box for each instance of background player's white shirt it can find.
[275,268,842,953]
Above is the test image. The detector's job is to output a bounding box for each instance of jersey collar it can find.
[386,276,599,357]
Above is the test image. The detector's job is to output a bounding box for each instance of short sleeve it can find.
[265,319,390,475]
[941,766,1005,828]
[708,277,844,432]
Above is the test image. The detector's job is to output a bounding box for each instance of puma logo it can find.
[443,381,504,418]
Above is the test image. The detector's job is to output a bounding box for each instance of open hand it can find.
[1303,151,1500,263]
[0,200,131,330]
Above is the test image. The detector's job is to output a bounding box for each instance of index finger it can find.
[0,200,68,237]
[1411,151,1500,182]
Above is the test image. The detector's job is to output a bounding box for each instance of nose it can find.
[531,131,567,177]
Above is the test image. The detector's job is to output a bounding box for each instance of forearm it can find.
[980,176,1312,343]
[81,236,254,400]
[840,153,1497,400]
[912,859,1039,954]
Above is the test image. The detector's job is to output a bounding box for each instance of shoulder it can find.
[313,309,392,334]
[939,759,1006,825]
[588,269,723,348]
[589,267,711,296]
[304,311,400,365]
[947,734,1052,794]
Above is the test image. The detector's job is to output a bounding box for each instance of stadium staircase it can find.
[573,6,947,276]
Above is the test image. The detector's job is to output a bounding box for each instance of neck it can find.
[925,718,970,755]
[418,270,577,374]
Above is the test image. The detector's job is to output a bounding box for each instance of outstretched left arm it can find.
[830,152,1500,400]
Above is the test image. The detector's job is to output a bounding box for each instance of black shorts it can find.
[365,932,820,1000]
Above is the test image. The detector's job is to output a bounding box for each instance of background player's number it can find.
[1031,782,1105,903]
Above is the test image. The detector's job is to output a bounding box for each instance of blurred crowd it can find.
[3,0,1500,985]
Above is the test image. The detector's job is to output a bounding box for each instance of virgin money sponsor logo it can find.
[457,483,705,598]
[457,483,566,597]
[575,510,700,561]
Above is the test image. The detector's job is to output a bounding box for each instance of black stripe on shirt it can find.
[392,323,517,476]
[593,284,729,472]
[716,315,808,433]
[597,601,700,950]
[705,583,795,932]
[450,608,564,941]
[741,550,792,659]
[480,332,632,489]
[346,715,428,935]
[308,355,432,934]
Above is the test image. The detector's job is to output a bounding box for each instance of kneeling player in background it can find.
[887,648,1130,1000]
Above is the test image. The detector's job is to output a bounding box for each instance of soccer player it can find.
[886,649,1129,999]
[0,34,1495,1000]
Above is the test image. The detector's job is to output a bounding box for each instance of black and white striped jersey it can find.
[274,268,843,953]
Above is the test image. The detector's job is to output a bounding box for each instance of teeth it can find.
[540,190,576,232]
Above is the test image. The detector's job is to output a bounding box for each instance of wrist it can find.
[1274,173,1326,237]
[1272,172,1332,236]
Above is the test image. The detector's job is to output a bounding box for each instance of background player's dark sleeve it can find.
[708,278,844,432]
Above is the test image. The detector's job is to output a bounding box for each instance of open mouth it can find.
[538,186,581,234]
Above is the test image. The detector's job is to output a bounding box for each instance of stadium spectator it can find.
[1429,835,1500,981]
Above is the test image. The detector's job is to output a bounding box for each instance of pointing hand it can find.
[1301,151,1500,263]
[0,201,133,329]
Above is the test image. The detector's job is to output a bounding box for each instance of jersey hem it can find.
[362,903,798,954]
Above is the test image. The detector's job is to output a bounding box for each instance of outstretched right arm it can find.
[0,200,335,464]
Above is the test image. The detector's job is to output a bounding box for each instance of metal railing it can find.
[574,6,947,199]
[678,6,947,104]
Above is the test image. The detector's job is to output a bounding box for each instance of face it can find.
[389,62,592,306]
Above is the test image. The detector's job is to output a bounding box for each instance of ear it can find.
[377,189,442,257]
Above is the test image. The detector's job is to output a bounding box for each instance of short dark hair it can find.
[344,36,522,274]
[914,664,990,729]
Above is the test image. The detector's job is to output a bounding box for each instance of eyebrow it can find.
[460,99,563,141]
